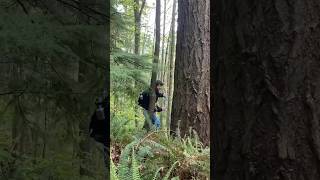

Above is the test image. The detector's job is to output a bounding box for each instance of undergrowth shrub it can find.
[111,129,210,180]
[110,116,140,145]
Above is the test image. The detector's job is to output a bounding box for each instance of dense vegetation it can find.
[110,0,210,179]
[0,0,210,179]
[0,0,107,179]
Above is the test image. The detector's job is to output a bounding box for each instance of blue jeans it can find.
[143,110,160,129]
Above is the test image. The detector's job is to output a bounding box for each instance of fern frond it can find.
[131,149,141,180]
[170,177,180,180]
[163,161,179,180]
[110,158,119,180]
[118,141,137,179]
[152,167,163,180]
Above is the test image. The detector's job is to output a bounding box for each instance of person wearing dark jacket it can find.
[89,96,109,169]
[138,80,166,129]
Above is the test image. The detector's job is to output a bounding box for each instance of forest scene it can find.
[2,0,319,179]
[0,0,108,179]
[0,0,210,179]
[110,0,210,179]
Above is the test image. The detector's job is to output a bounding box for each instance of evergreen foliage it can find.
[0,0,108,179]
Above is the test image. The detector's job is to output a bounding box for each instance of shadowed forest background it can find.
[0,0,108,179]
[0,0,210,179]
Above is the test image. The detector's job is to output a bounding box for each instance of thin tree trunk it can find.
[141,25,147,55]
[134,0,146,128]
[166,0,177,132]
[146,0,161,131]
[213,0,320,179]
[159,0,167,129]
[134,0,146,55]
[170,0,210,145]
[160,40,170,129]
[163,34,170,80]
[160,0,167,81]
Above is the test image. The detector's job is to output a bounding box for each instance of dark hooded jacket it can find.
[89,100,108,145]
[138,88,165,112]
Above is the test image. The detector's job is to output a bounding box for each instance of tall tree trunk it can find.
[213,0,320,179]
[145,0,161,131]
[134,0,140,54]
[134,0,146,128]
[159,0,167,129]
[160,0,167,81]
[166,0,177,132]
[170,0,210,145]
[141,24,147,55]
[163,34,170,80]
[134,0,146,54]
[160,40,170,129]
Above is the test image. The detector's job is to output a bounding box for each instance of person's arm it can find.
[156,91,165,98]
[155,105,163,112]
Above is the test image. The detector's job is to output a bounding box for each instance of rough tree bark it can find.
[212,0,320,179]
[171,0,210,145]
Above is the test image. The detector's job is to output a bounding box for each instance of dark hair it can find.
[155,80,164,86]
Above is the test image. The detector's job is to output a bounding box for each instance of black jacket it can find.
[89,106,108,145]
[138,89,165,112]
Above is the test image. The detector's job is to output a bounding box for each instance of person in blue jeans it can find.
[143,110,161,128]
[138,80,166,130]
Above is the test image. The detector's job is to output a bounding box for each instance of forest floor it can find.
[110,116,210,180]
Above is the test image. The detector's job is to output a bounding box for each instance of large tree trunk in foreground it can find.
[213,0,320,179]
[171,0,210,145]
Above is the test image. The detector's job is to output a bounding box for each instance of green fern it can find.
[118,141,137,179]
[163,161,179,180]
[170,176,179,180]
[145,139,169,153]
[149,166,161,180]
[110,158,119,180]
[136,145,153,161]
[114,130,209,179]
[131,149,141,180]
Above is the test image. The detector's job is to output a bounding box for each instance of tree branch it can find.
[56,0,108,21]
[139,0,146,17]
[16,0,29,15]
